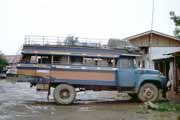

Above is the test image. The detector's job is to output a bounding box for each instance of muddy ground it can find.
[0,79,179,120]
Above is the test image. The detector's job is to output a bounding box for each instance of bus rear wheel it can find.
[138,83,159,102]
[54,84,76,104]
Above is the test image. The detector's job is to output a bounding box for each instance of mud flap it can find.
[47,85,51,101]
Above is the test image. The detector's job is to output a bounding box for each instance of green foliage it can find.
[157,102,180,112]
[137,102,180,113]
[137,105,146,113]
[0,53,8,71]
[170,11,180,38]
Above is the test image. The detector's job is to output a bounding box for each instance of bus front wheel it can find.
[138,83,159,102]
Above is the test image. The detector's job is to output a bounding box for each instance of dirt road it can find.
[0,79,179,120]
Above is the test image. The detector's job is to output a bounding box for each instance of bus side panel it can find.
[17,68,50,78]
[17,66,117,86]
[17,69,36,76]
[49,69,116,86]
[50,70,115,81]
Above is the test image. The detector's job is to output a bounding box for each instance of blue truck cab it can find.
[117,55,167,101]
[17,37,167,104]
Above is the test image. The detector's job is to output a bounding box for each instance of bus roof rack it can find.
[24,35,109,49]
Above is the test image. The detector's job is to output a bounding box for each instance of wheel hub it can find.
[60,89,70,99]
[143,88,154,99]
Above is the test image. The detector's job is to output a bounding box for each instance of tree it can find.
[0,52,8,71]
[170,11,180,38]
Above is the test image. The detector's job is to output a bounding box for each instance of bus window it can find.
[21,55,52,64]
[119,57,136,69]
[97,58,113,67]
[30,56,38,63]
[21,55,37,64]
[21,55,31,63]
[70,56,83,65]
[21,54,116,67]
[83,57,96,66]
[53,56,69,65]
[83,57,115,67]
[37,56,51,64]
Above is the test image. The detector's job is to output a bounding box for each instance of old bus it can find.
[17,36,167,104]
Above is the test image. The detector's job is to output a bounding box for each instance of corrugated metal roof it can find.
[151,48,180,60]
[165,50,180,55]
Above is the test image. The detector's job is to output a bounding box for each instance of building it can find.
[124,30,180,69]
[5,55,21,75]
[5,55,21,65]
[153,51,180,101]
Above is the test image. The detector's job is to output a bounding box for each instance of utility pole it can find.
[148,0,155,68]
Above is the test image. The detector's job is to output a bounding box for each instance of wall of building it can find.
[129,34,180,47]
[128,33,180,69]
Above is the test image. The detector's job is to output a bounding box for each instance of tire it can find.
[54,84,76,105]
[138,83,159,102]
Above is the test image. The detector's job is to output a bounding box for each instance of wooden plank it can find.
[50,70,115,81]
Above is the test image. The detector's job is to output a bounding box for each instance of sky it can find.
[0,0,180,55]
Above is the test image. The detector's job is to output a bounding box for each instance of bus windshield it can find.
[119,57,137,69]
